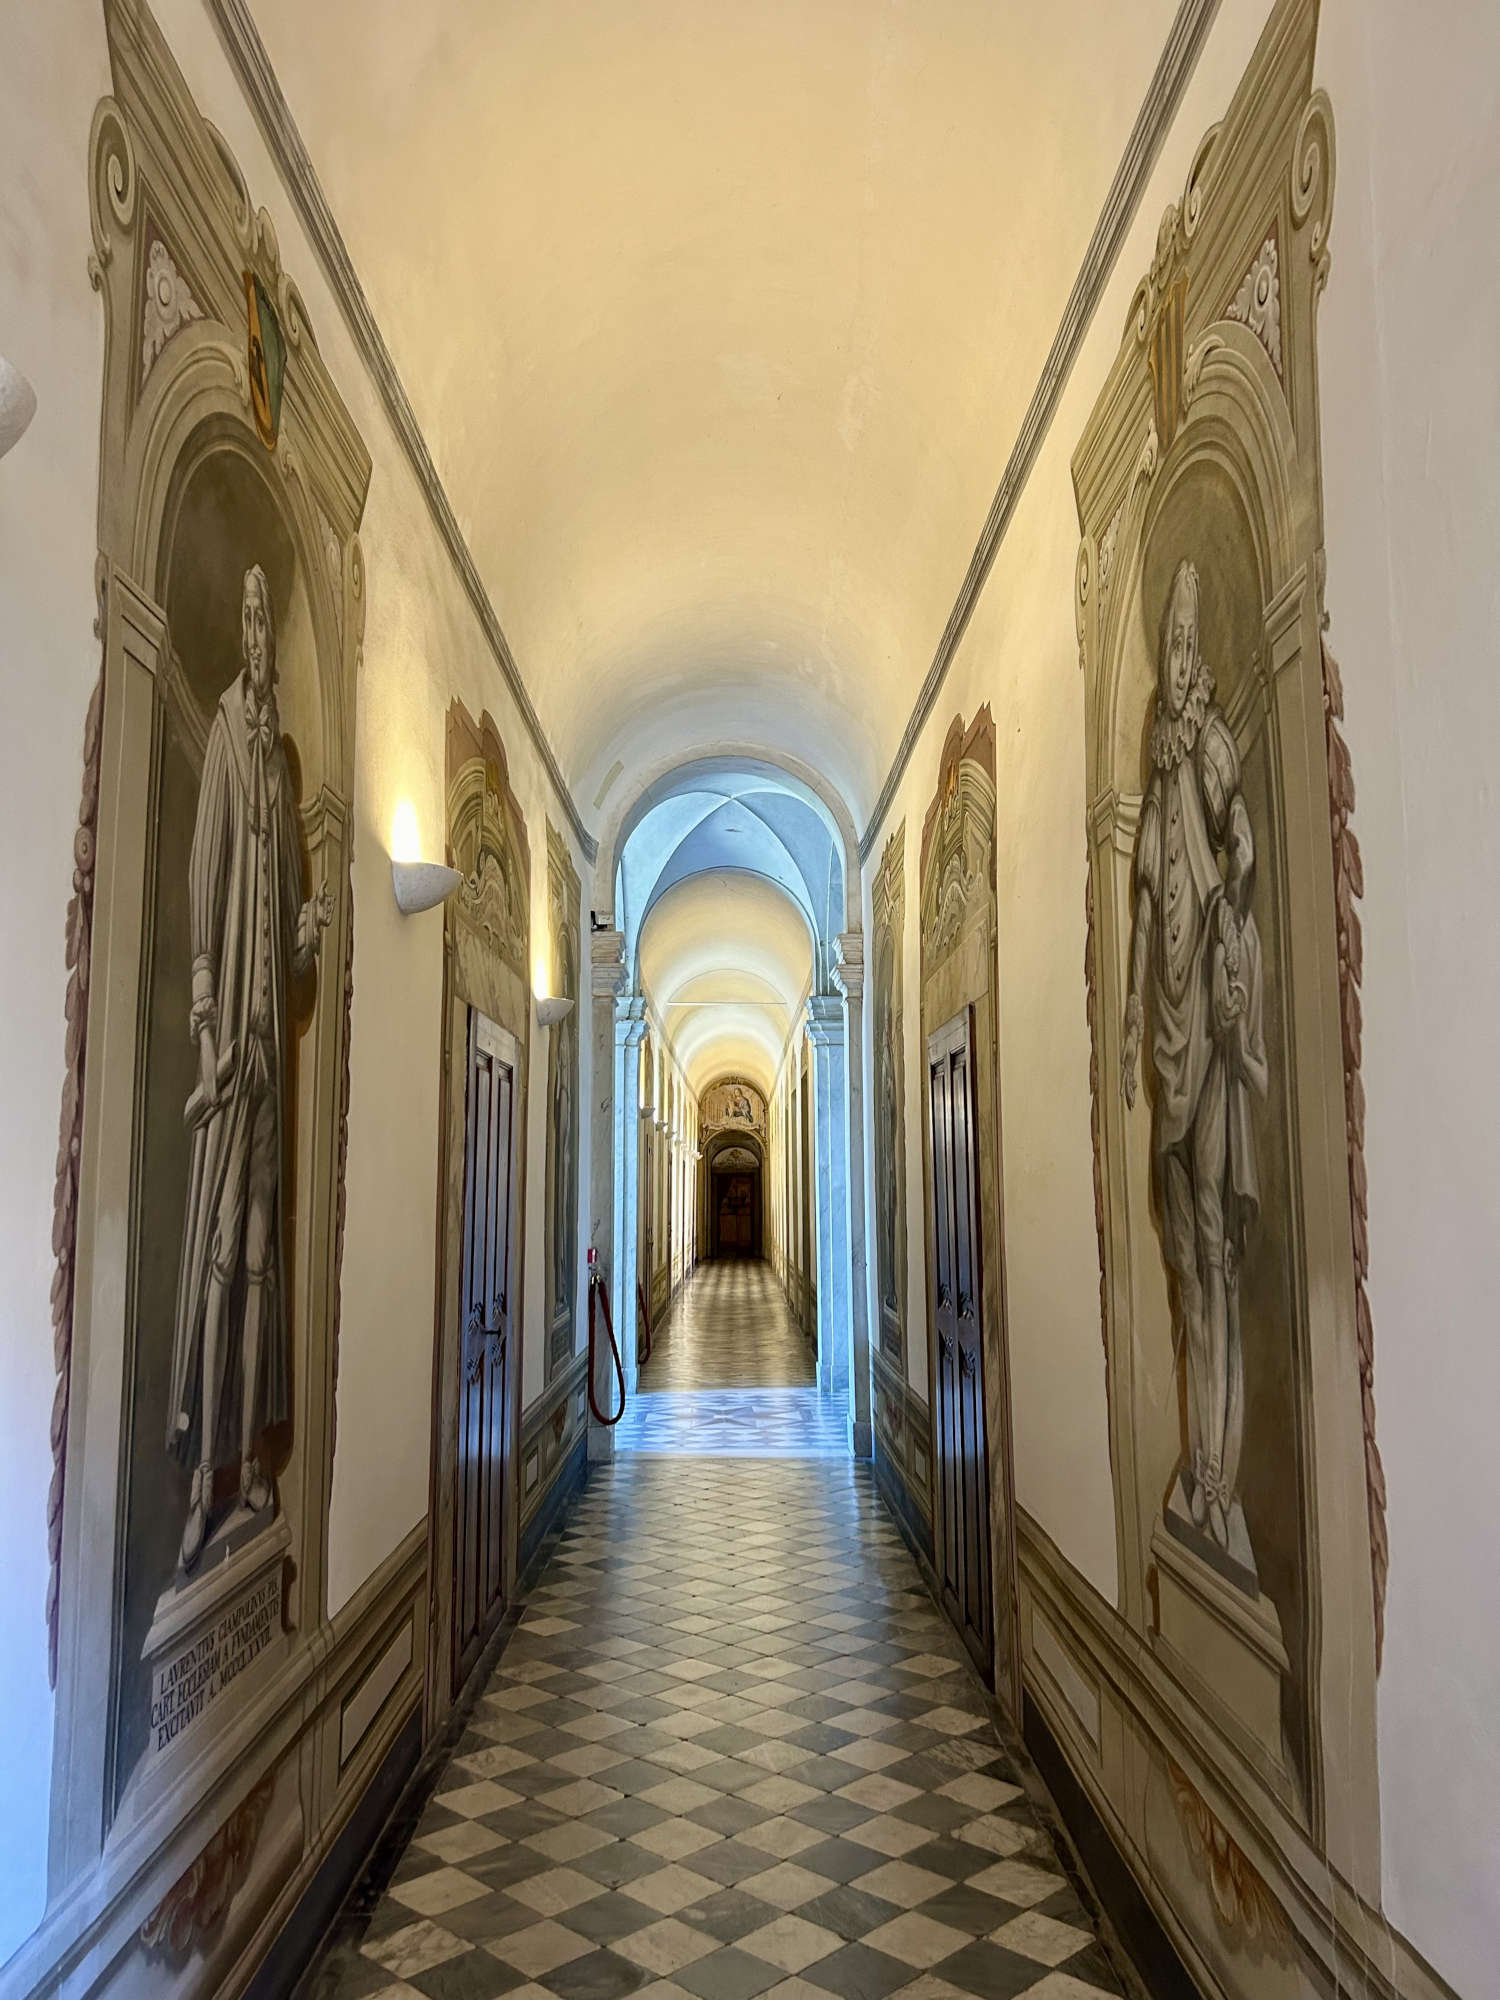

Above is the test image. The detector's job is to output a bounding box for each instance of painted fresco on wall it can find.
[1068,0,1388,1982]
[700,1075,767,1137]
[37,8,394,1985]
[431,701,533,1716]
[872,826,907,1362]
[918,712,1020,1711]
[544,822,581,1379]
[111,465,337,1812]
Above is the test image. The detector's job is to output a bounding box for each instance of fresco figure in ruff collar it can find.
[1121,559,1269,1559]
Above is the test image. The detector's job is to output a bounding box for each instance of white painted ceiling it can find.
[245,0,1177,823]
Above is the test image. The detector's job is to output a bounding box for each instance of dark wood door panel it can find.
[456,1011,515,1691]
[927,1010,992,1680]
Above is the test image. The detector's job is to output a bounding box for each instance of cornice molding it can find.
[205,0,597,862]
[859,0,1222,863]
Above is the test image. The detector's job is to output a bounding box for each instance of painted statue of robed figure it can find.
[167,564,332,1571]
[1121,560,1268,1564]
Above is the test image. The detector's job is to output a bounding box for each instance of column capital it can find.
[591,928,628,1000]
[805,994,845,1047]
[614,993,650,1049]
[832,929,864,1002]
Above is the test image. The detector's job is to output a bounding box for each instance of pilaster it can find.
[833,931,872,1458]
[806,996,849,1407]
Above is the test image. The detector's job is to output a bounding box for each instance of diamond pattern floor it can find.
[618,1261,846,1456]
[304,1267,1127,2000]
[615,1387,850,1457]
[632,1260,818,1390]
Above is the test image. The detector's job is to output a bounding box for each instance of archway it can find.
[706,1132,765,1258]
[589,753,871,1459]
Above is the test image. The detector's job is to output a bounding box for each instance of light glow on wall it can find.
[390,799,421,864]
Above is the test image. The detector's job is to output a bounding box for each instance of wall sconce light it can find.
[0,355,37,460]
[536,995,574,1029]
[390,799,460,916]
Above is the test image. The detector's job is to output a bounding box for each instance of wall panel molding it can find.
[1017,1510,1457,2000]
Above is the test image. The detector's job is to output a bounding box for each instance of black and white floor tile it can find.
[303,1267,1128,2000]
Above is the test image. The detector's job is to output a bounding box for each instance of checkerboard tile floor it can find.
[305,1453,1127,2000]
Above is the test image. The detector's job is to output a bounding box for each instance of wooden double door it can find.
[455,1009,516,1690]
[927,1008,993,1678]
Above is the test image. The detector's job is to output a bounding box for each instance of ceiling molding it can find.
[858,0,1221,864]
[206,0,597,862]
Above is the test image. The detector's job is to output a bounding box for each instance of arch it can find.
[638,869,813,1097]
[1093,324,1297,789]
[594,744,861,935]
[705,1128,765,1171]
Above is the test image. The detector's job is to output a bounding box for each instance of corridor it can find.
[6,2,1492,1996]
[304,1264,1128,2000]
[617,1262,847,1458]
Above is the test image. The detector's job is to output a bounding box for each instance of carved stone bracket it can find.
[1226,231,1283,378]
[140,225,203,381]
[832,930,865,1003]
[590,928,628,1001]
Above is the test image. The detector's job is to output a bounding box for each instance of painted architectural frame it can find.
[25,8,437,1996]
[918,710,1021,1714]
[427,702,533,1723]
[543,821,581,1382]
[1063,0,1394,1989]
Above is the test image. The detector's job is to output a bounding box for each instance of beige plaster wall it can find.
[0,0,591,1962]
[0,7,112,1959]
[1314,6,1500,1988]
[863,0,1498,1988]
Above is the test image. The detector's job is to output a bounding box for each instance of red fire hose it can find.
[587,1260,626,1426]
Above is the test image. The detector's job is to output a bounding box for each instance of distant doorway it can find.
[712,1167,762,1256]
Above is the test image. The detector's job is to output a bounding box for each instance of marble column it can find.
[612,1002,650,1422]
[833,930,872,1459]
[589,932,626,1463]
[805,996,849,1407]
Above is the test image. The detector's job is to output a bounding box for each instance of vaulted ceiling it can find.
[245,0,1178,825]
[638,871,812,1096]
